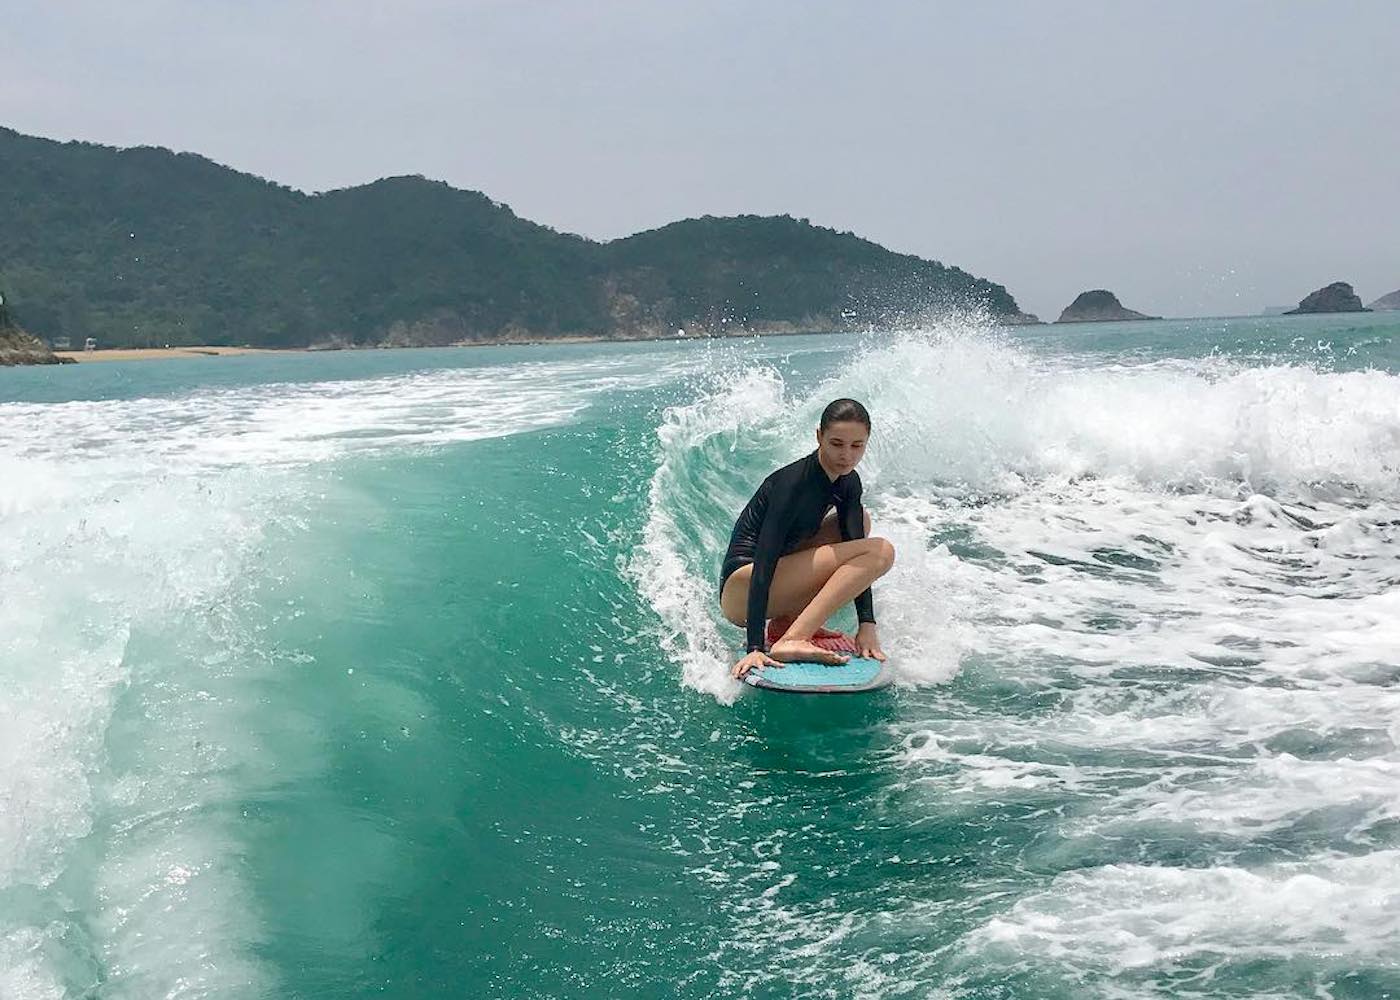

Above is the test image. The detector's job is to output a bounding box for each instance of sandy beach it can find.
[54,346,289,363]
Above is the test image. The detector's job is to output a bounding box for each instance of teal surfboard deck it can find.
[742,655,893,694]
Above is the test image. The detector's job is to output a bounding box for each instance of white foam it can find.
[966,852,1400,976]
[0,925,71,1000]
[841,330,1400,497]
[1096,753,1400,841]
[0,459,284,997]
[0,354,678,471]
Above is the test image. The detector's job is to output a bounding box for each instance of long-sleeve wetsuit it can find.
[720,450,875,653]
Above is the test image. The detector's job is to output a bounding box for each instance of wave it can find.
[633,318,1400,701]
[0,461,289,997]
[0,353,683,998]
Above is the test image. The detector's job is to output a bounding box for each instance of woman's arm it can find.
[744,488,793,652]
[837,474,876,627]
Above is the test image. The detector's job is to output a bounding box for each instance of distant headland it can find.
[0,126,1030,355]
[1366,288,1400,311]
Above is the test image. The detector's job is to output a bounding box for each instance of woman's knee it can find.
[868,535,895,573]
[843,535,894,570]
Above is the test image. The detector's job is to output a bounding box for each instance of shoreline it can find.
[42,310,1392,365]
[49,329,849,363]
[54,346,294,363]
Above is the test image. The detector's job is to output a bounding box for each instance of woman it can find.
[720,398,895,680]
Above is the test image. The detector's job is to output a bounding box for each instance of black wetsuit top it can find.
[721,450,876,652]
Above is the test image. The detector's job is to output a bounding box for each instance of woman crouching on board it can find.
[720,398,894,680]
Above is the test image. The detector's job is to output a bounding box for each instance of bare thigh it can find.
[720,535,881,627]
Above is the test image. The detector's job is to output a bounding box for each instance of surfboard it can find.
[742,654,893,694]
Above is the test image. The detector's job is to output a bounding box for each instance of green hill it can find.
[0,126,1026,348]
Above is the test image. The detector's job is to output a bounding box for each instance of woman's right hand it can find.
[731,650,782,680]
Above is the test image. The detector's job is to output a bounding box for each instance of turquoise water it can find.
[3,313,1399,998]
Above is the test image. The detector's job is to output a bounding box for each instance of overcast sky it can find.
[3,0,1396,319]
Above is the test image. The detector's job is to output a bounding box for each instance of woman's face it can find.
[816,421,869,476]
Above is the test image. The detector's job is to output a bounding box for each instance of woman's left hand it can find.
[855,623,886,661]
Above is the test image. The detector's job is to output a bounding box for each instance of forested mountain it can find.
[0,127,1026,347]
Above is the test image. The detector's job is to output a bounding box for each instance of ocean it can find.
[2,312,1399,999]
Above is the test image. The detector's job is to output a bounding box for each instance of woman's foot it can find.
[768,637,850,665]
